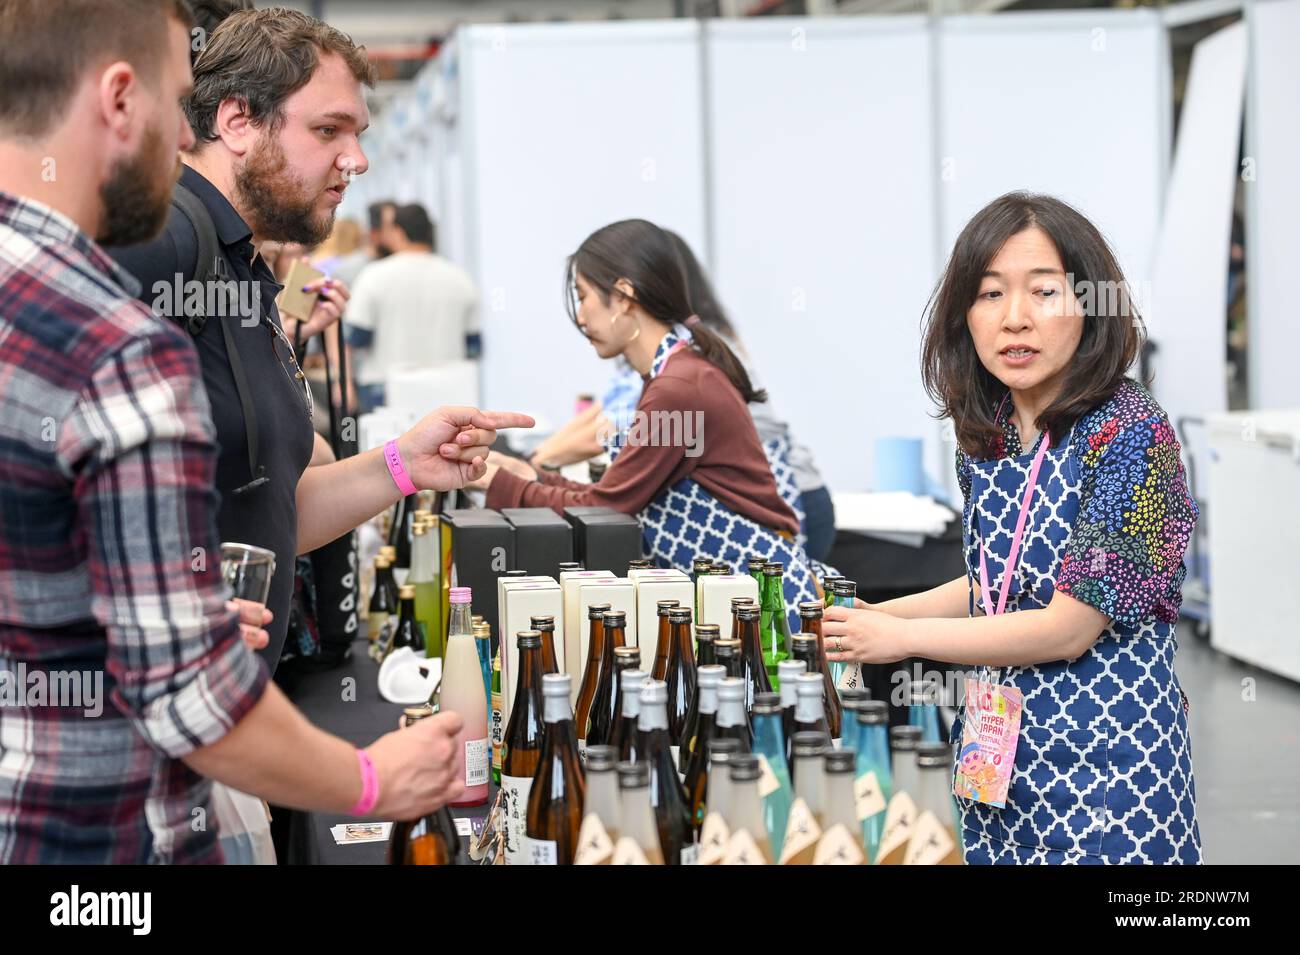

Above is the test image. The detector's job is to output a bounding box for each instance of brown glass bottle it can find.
[387,706,461,866]
[735,603,772,713]
[678,623,721,767]
[729,596,756,642]
[525,673,586,864]
[797,603,842,739]
[610,664,648,762]
[663,608,696,751]
[529,614,560,675]
[682,663,726,834]
[635,679,696,865]
[501,631,546,865]
[650,599,680,681]
[572,602,611,755]
[714,638,744,680]
[586,611,628,747]
[591,643,639,748]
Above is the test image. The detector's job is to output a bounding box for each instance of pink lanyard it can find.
[977,424,1052,617]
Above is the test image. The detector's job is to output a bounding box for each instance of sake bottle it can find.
[751,690,795,854]
[877,725,923,865]
[813,749,868,865]
[530,614,561,675]
[683,663,727,830]
[735,601,772,712]
[696,740,743,865]
[500,631,545,864]
[524,673,585,864]
[855,700,893,863]
[780,732,829,865]
[612,760,664,865]
[387,706,460,866]
[723,754,777,864]
[636,679,695,865]
[650,598,680,682]
[760,562,793,687]
[442,586,488,807]
[610,665,648,762]
[572,603,612,758]
[575,745,622,865]
[593,645,640,748]
[905,742,963,865]
[663,608,697,765]
[797,600,842,739]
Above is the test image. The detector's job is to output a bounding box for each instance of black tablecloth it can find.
[279,638,494,865]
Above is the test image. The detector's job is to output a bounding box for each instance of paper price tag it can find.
[697,812,731,866]
[722,828,769,865]
[756,754,782,799]
[854,771,887,822]
[812,823,866,866]
[611,836,651,865]
[574,813,615,866]
[904,811,959,866]
[778,797,823,864]
[836,662,863,692]
[875,792,918,864]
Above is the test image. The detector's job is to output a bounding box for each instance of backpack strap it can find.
[170,183,267,495]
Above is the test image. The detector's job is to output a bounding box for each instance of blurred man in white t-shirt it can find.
[346,202,479,410]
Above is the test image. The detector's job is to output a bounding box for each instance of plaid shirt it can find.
[0,192,268,863]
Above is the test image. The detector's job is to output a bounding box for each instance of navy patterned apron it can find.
[954,426,1202,864]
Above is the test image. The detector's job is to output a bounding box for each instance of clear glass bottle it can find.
[575,745,622,865]
[781,732,829,865]
[814,749,867,864]
[724,754,777,864]
[828,579,858,687]
[751,691,794,854]
[906,742,963,865]
[613,760,665,865]
[792,672,831,745]
[877,724,923,865]
[696,739,743,865]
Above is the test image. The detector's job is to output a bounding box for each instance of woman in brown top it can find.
[470,218,824,627]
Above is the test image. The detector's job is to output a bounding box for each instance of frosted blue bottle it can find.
[855,701,894,863]
[751,691,794,853]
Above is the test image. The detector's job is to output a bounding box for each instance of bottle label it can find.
[778,797,823,864]
[854,771,887,822]
[578,739,587,760]
[697,812,731,866]
[464,737,489,788]
[670,744,681,773]
[876,791,918,864]
[813,823,866,865]
[500,775,533,865]
[722,828,769,865]
[756,754,782,799]
[904,810,958,866]
[836,662,862,692]
[524,836,558,866]
[611,836,651,865]
[679,841,700,866]
[574,812,614,866]
[490,693,504,772]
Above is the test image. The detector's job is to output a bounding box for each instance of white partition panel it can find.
[459,21,708,433]
[707,17,938,493]
[1147,22,1247,434]
[1247,0,1300,410]
[938,11,1168,301]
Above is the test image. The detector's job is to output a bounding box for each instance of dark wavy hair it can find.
[565,219,766,403]
[921,192,1146,457]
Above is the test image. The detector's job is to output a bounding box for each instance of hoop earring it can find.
[610,311,641,344]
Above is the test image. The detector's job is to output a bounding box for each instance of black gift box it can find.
[500,507,574,579]
[562,506,642,574]
[439,509,516,642]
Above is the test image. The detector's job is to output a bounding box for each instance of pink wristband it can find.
[350,748,380,816]
[383,439,418,496]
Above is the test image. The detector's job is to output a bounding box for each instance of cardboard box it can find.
[499,581,563,729]
[500,508,574,579]
[496,574,555,663]
[628,567,690,584]
[560,570,616,661]
[698,574,760,632]
[565,578,636,704]
[633,575,694,672]
[563,506,642,572]
[438,509,515,641]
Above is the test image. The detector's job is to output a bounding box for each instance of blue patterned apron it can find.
[612,330,821,632]
[954,426,1202,865]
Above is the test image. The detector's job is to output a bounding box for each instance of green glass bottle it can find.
[760,562,793,690]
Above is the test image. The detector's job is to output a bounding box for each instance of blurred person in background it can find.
[346,201,480,412]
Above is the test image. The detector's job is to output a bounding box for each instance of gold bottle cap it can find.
[403,705,433,724]
[473,623,492,639]
[380,546,397,560]
[375,556,391,569]
[399,584,416,599]
[413,523,426,536]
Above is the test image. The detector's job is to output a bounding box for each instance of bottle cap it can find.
[473,622,492,639]
[602,610,627,628]
[778,660,807,681]
[398,584,416,599]
[449,586,471,604]
[587,602,612,619]
[614,646,641,666]
[615,761,650,788]
[708,739,743,769]
[402,705,433,723]
[840,688,872,709]
[515,630,542,649]
[619,669,648,693]
[730,597,756,609]
[728,754,762,782]
[762,562,784,575]
[797,601,824,617]
[585,745,618,771]
[504,570,529,577]
[890,725,923,750]
[639,680,668,706]
[791,732,828,758]
[917,742,953,768]
[857,701,890,725]
[735,605,761,621]
[667,607,693,624]
[530,614,555,631]
[717,677,747,702]
[832,580,858,596]
[696,664,726,688]
[695,623,721,638]
[541,673,572,699]
[794,673,823,697]
[656,599,681,615]
[752,691,781,714]
[824,750,856,774]
[791,634,818,654]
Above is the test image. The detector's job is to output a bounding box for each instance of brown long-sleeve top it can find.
[486,349,800,536]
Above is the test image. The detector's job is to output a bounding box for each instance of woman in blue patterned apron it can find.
[473,219,822,630]
[822,193,1201,864]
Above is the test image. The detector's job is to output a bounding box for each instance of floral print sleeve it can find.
[1056,402,1199,627]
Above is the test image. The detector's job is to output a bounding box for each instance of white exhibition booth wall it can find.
[343,3,1298,500]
